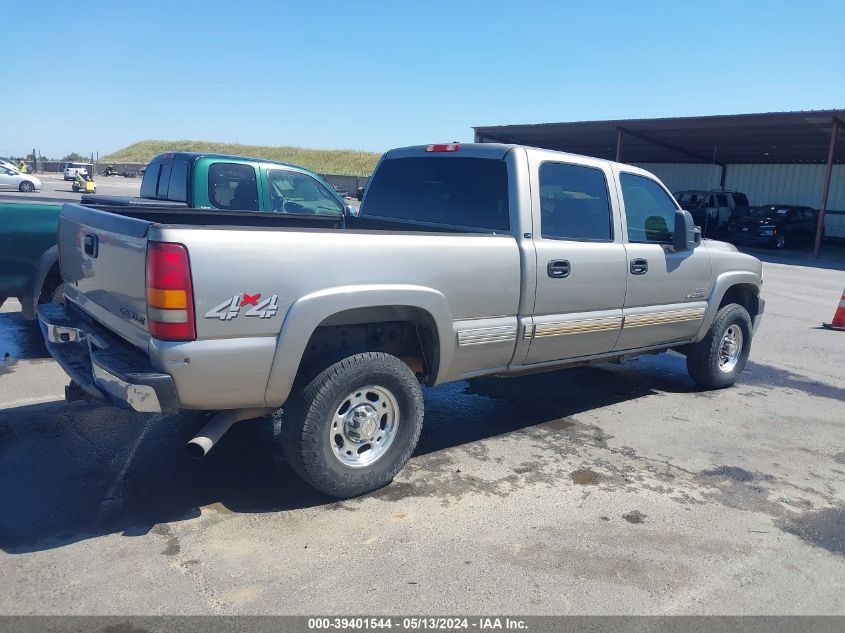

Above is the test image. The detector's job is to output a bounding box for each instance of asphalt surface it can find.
[0,172,141,204]
[1,249,844,615]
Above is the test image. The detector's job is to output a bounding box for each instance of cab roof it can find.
[149,152,321,177]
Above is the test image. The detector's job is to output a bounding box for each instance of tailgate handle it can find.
[84,234,98,258]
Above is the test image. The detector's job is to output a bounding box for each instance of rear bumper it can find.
[38,302,179,413]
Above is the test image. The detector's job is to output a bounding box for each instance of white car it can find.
[0,167,42,192]
[0,158,19,172]
[63,162,91,181]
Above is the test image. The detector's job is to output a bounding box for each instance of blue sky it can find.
[2,0,843,158]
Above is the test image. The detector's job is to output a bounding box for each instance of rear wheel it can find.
[38,273,65,307]
[281,352,424,498]
[686,303,752,389]
[19,181,34,193]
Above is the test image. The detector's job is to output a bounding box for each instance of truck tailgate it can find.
[59,203,152,349]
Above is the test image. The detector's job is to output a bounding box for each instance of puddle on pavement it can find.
[781,506,845,557]
[700,465,756,483]
[623,510,647,524]
[571,469,601,485]
[544,418,577,431]
[0,312,50,361]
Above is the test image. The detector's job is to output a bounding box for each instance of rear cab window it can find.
[362,157,510,231]
[140,160,189,201]
[140,164,161,198]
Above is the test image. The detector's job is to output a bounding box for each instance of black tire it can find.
[39,280,65,306]
[19,181,34,192]
[686,303,752,389]
[774,234,786,249]
[281,352,424,498]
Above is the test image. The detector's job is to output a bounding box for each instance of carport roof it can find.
[473,110,845,164]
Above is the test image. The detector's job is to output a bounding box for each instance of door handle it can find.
[547,259,571,278]
[630,258,648,275]
[84,234,98,258]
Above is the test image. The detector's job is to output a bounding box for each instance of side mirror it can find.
[344,204,359,217]
[674,209,701,251]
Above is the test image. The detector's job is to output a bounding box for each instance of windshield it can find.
[675,192,705,207]
[267,169,343,216]
[748,206,790,219]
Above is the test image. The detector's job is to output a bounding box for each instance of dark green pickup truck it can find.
[0,152,352,318]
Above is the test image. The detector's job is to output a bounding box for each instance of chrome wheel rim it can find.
[718,324,743,373]
[330,385,399,468]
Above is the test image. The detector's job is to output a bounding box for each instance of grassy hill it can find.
[102,140,381,175]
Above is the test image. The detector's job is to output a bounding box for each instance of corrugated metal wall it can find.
[635,163,845,209]
[635,163,722,192]
[724,164,845,210]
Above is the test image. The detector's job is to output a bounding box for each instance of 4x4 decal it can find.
[205,293,279,320]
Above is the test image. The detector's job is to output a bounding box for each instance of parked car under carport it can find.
[728,204,819,249]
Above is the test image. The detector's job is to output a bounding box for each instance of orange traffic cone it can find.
[823,287,845,331]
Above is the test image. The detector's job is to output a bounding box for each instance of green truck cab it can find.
[0,152,351,318]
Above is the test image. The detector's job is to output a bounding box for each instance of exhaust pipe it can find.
[186,407,270,459]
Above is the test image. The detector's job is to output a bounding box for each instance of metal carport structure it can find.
[474,110,844,256]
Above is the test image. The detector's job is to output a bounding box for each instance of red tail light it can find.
[145,242,196,341]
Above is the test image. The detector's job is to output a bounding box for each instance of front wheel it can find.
[19,181,34,192]
[774,234,786,249]
[686,303,752,389]
[281,352,424,498]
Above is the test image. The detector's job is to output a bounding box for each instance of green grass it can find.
[102,140,381,176]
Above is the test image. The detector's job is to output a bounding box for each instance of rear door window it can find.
[539,162,612,241]
[208,163,258,211]
[267,170,343,216]
[620,173,678,243]
[363,157,510,231]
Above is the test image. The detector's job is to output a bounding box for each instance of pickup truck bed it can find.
[54,201,520,412]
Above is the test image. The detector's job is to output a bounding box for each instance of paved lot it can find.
[0,172,140,203]
[1,249,844,615]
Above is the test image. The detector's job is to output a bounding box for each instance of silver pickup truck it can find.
[39,144,764,498]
